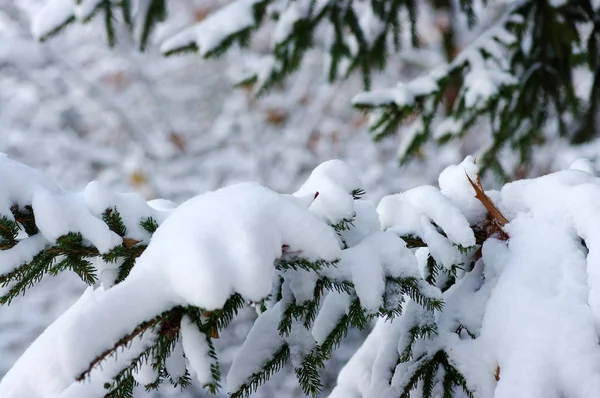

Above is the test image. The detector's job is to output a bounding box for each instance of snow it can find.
[84,181,170,241]
[31,0,74,39]
[74,0,104,21]
[294,159,362,225]
[0,158,352,397]
[161,0,262,57]
[227,303,285,393]
[324,231,421,313]
[288,269,319,304]
[569,158,597,175]
[338,200,380,247]
[328,317,394,398]
[479,218,600,398]
[181,315,215,386]
[273,0,311,45]
[0,234,48,276]
[378,184,476,248]
[133,359,159,386]
[438,155,487,225]
[433,117,464,139]
[32,190,122,253]
[150,181,340,309]
[165,339,187,381]
[7,147,600,398]
[358,5,385,48]
[312,291,351,345]
[10,0,600,396]
[0,285,157,397]
[329,157,600,398]
[288,320,316,368]
[462,68,517,109]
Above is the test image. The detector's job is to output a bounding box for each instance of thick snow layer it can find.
[479,218,600,398]
[148,181,341,309]
[378,183,475,268]
[323,231,421,313]
[338,200,380,247]
[165,339,187,381]
[294,159,362,224]
[0,285,159,398]
[0,166,345,397]
[328,317,396,398]
[438,155,487,225]
[331,159,600,398]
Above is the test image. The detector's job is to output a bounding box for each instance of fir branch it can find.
[401,234,427,248]
[276,257,338,272]
[294,349,324,397]
[398,350,474,398]
[140,217,159,234]
[204,293,245,333]
[0,215,19,249]
[10,204,38,236]
[78,307,183,382]
[330,216,355,232]
[399,323,438,363]
[138,0,167,51]
[229,344,291,398]
[387,276,444,312]
[103,207,127,237]
[204,334,222,393]
[351,188,366,199]
[425,255,439,286]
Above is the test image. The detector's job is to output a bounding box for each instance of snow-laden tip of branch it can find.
[160,0,263,56]
[378,183,475,268]
[31,0,75,40]
[323,231,422,313]
[438,155,487,225]
[295,159,362,225]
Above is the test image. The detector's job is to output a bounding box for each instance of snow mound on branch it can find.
[295,159,362,224]
[144,181,341,309]
[0,178,342,397]
[160,0,263,56]
[438,155,487,225]
[0,154,171,281]
[378,181,475,269]
[323,231,420,313]
[332,159,600,398]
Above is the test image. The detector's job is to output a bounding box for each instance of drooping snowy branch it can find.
[0,156,439,397]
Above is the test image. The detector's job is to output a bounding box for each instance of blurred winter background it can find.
[0,1,596,397]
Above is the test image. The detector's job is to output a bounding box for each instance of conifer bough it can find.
[2,153,600,397]
[31,0,600,177]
